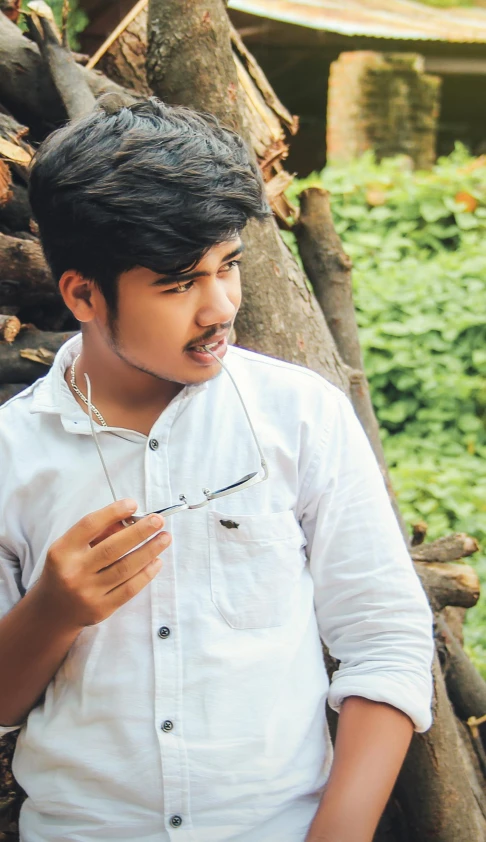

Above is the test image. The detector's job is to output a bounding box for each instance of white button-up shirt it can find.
[0,334,433,842]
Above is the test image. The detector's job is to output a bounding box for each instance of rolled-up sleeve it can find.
[0,544,25,734]
[300,388,434,732]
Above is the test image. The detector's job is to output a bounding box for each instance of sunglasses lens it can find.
[212,472,258,496]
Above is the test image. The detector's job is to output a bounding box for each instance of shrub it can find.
[286,146,486,673]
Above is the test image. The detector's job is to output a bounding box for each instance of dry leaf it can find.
[366,186,387,207]
[27,1,63,42]
[19,347,55,366]
[0,137,32,167]
[455,191,478,213]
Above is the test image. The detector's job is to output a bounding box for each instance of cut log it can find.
[0,232,59,306]
[87,0,151,97]
[0,314,20,342]
[411,533,480,563]
[0,381,28,403]
[0,328,75,383]
[0,13,137,135]
[436,614,486,726]
[0,181,32,234]
[395,653,486,841]
[0,0,20,22]
[25,1,96,120]
[0,157,11,205]
[415,561,480,613]
[294,185,408,541]
[0,113,34,185]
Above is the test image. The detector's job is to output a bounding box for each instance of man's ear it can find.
[59,271,96,323]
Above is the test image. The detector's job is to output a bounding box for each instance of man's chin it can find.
[179,359,224,386]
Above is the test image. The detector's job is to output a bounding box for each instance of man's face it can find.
[97,237,243,386]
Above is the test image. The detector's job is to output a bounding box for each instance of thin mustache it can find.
[186,324,232,350]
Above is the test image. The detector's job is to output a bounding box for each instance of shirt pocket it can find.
[208,509,307,630]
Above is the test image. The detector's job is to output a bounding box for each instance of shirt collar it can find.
[30,332,209,436]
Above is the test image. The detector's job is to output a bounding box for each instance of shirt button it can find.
[158,626,170,639]
[149,438,159,451]
[162,720,173,732]
[170,815,182,828]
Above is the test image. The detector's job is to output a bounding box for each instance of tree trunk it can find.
[396,654,486,841]
[146,0,349,391]
[295,186,409,540]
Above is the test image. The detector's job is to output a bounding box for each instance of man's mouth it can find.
[186,335,228,364]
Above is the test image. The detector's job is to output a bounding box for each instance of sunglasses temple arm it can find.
[85,373,119,504]
[205,349,268,480]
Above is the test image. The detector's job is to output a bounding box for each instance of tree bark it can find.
[25,2,96,120]
[436,614,486,727]
[88,0,151,97]
[0,181,32,235]
[295,185,410,540]
[396,653,486,841]
[0,382,28,403]
[411,533,480,563]
[0,13,136,135]
[0,232,59,306]
[415,561,480,613]
[146,0,349,391]
[0,328,75,383]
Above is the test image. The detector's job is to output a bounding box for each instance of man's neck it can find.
[65,338,183,436]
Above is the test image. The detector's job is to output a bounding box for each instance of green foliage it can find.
[417,0,473,7]
[20,0,89,51]
[286,145,486,673]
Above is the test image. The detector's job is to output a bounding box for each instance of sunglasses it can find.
[85,345,268,522]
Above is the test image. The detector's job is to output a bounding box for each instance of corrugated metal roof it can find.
[228,0,486,44]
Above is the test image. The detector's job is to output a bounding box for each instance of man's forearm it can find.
[306,696,414,842]
[0,586,80,727]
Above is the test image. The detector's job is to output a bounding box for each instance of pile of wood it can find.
[0,2,485,840]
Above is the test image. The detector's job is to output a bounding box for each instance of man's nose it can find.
[196,279,238,327]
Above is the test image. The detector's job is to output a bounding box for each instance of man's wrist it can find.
[26,581,84,641]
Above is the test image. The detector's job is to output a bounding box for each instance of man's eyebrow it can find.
[151,242,245,286]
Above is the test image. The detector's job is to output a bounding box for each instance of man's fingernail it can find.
[122,498,138,511]
[149,515,163,527]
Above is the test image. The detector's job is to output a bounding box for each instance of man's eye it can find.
[166,280,194,294]
[223,259,242,271]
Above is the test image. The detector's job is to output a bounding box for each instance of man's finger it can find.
[90,521,126,549]
[65,499,139,549]
[107,556,163,608]
[99,530,171,591]
[90,513,166,573]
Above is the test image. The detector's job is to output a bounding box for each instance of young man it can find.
[0,98,433,842]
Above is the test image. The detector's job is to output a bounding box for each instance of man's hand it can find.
[35,498,171,632]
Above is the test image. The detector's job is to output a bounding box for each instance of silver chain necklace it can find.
[70,353,108,427]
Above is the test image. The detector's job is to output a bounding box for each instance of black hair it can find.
[28,97,271,314]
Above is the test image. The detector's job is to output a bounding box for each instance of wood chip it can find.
[19,347,55,366]
[0,315,21,344]
[0,137,32,166]
[0,160,12,207]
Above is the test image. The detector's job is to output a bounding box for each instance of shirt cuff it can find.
[328,670,433,733]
